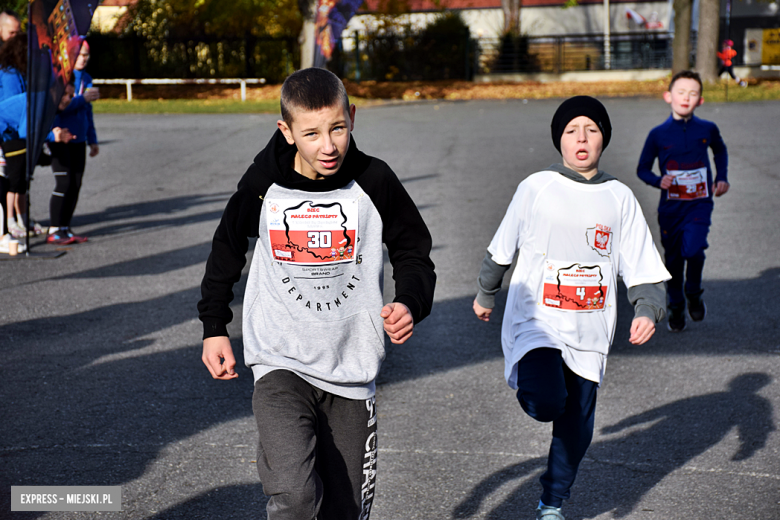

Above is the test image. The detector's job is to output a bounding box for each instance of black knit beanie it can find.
[550,96,612,154]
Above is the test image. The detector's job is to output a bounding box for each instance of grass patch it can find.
[702,80,780,103]
[91,79,780,113]
[92,98,280,114]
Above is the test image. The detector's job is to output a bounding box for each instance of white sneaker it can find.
[536,505,565,520]
[16,216,44,236]
[0,233,27,254]
[7,220,26,239]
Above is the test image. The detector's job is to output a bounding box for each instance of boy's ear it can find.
[348,103,356,131]
[663,91,673,104]
[277,120,295,145]
[697,97,704,107]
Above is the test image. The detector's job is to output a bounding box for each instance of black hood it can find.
[237,129,372,195]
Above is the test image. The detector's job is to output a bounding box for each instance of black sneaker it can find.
[667,303,686,332]
[686,291,707,322]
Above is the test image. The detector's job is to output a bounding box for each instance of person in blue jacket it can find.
[636,70,730,332]
[0,88,76,239]
[0,31,25,101]
[47,41,100,245]
[0,31,27,237]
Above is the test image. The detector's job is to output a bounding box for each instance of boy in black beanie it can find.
[473,96,670,520]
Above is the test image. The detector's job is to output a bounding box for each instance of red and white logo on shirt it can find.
[586,224,613,258]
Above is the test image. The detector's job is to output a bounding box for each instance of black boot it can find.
[686,290,707,322]
[667,302,686,332]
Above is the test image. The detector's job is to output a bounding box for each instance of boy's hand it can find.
[714,181,730,197]
[202,336,238,380]
[83,88,100,102]
[52,127,75,143]
[629,317,655,345]
[659,175,674,190]
[381,302,413,344]
[473,298,493,322]
[89,144,99,157]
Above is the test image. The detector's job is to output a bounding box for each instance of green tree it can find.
[126,0,302,40]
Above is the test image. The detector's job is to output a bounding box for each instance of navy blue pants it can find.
[658,207,712,306]
[516,348,598,508]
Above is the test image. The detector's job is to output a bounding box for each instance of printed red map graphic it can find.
[268,199,357,265]
[270,230,356,263]
[543,284,606,310]
[542,261,608,311]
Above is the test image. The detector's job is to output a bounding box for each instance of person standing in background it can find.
[47,41,100,244]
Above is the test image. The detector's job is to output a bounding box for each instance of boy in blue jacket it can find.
[637,70,730,332]
[47,41,99,244]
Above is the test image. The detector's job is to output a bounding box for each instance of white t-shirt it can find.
[487,170,670,386]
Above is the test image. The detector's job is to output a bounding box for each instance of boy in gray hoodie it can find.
[198,68,435,520]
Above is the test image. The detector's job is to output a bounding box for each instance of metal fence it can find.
[476,32,673,74]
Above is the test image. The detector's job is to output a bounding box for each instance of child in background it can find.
[0,88,75,253]
[717,39,747,87]
[637,70,729,332]
[474,96,670,520]
[47,41,100,245]
[0,32,36,238]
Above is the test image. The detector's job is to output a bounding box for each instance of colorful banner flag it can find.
[26,0,96,176]
[314,0,363,68]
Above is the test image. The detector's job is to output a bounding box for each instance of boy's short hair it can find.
[668,70,703,93]
[280,68,350,128]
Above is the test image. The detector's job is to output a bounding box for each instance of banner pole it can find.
[25,3,32,256]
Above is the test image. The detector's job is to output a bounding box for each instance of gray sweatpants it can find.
[252,369,378,520]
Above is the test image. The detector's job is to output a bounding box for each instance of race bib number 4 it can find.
[542,260,611,311]
[667,167,708,200]
[266,198,358,265]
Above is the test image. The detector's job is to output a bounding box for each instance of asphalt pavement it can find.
[1,97,779,520]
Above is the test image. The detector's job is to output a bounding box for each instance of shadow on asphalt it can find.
[1,252,778,518]
[146,483,268,519]
[69,193,232,238]
[450,372,773,520]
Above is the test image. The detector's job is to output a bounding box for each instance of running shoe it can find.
[686,291,707,322]
[7,220,26,239]
[536,505,565,520]
[63,228,88,243]
[17,217,45,236]
[46,232,76,245]
[667,303,687,332]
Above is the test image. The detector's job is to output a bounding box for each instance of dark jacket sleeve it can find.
[359,161,436,324]
[197,185,263,339]
[710,123,728,184]
[637,130,662,188]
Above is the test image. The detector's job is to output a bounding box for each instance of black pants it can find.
[49,143,86,228]
[1,139,27,193]
[252,370,378,520]
[516,348,598,508]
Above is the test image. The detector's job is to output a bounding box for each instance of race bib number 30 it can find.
[542,260,611,311]
[667,167,708,200]
[266,198,358,265]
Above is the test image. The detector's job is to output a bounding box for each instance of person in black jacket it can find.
[198,68,435,520]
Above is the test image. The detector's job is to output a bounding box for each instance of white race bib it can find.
[542,260,611,312]
[666,167,708,200]
[266,198,358,265]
